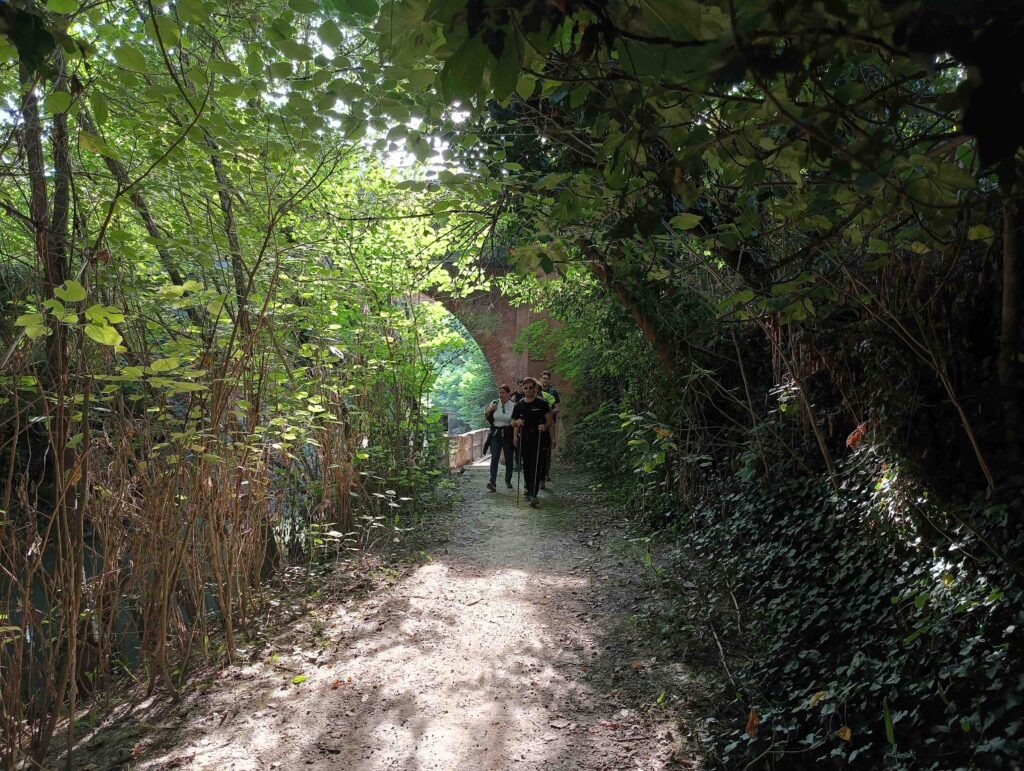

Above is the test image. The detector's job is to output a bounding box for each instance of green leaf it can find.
[46,0,79,12]
[44,91,73,113]
[883,698,895,746]
[491,41,520,102]
[146,15,181,47]
[515,75,536,100]
[114,45,148,72]
[345,0,379,16]
[54,280,87,302]
[84,323,122,347]
[289,0,319,11]
[15,313,45,327]
[90,91,109,126]
[441,38,487,101]
[291,674,308,684]
[967,224,995,241]
[318,20,343,48]
[668,213,702,231]
[149,357,181,373]
[176,0,211,23]
[208,59,241,79]
[206,296,228,316]
[79,131,118,159]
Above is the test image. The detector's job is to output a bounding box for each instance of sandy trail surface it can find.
[74,463,711,770]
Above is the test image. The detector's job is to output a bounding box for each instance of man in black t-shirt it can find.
[512,377,552,507]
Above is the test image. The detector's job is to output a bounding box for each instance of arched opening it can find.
[422,301,497,436]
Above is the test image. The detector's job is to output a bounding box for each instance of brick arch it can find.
[420,285,559,390]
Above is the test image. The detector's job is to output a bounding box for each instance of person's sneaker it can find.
[486,482,496,492]
[505,482,513,489]
[529,496,539,508]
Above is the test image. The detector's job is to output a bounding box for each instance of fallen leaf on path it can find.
[330,679,342,689]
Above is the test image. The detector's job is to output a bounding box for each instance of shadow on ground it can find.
[58,462,716,770]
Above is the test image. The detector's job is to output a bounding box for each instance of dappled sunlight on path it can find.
[121,464,699,770]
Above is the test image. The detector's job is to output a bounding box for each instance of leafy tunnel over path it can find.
[3,0,1024,767]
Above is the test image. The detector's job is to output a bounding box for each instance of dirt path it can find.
[73,463,713,770]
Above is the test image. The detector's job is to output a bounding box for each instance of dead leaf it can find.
[330,679,342,689]
[836,725,852,741]
[809,690,828,708]
[846,421,868,449]
[746,708,759,738]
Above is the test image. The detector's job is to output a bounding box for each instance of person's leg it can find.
[522,438,537,499]
[487,433,499,490]
[502,431,515,486]
[538,434,550,489]
[546,423,556,481]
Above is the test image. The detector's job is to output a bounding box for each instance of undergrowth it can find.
[626,443,1024,769]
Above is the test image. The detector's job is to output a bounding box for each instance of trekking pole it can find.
[530,429,543,503]
[515,436,522,507]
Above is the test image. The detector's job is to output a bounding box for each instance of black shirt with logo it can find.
[512,397,550,434]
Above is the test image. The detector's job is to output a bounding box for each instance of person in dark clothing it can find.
[512,377,552,507]
[539,370,561,485]
[510,378,526,470]
[484,384,516,492]
[511,379,525,403]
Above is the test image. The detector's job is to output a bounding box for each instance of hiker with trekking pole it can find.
[511,376,552,508]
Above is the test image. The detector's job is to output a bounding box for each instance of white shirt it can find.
[491,398,515,427]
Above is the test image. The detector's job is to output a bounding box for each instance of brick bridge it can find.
[426,283,561,389]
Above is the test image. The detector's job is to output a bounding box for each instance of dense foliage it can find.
[428,311,496,434]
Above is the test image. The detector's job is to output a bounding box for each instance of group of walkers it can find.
[483,371,561,508]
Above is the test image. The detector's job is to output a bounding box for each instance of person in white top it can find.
[485,384,517,491]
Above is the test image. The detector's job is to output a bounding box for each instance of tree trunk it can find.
[580,239,678,372]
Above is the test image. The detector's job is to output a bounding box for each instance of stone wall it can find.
[448,427,490,468]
